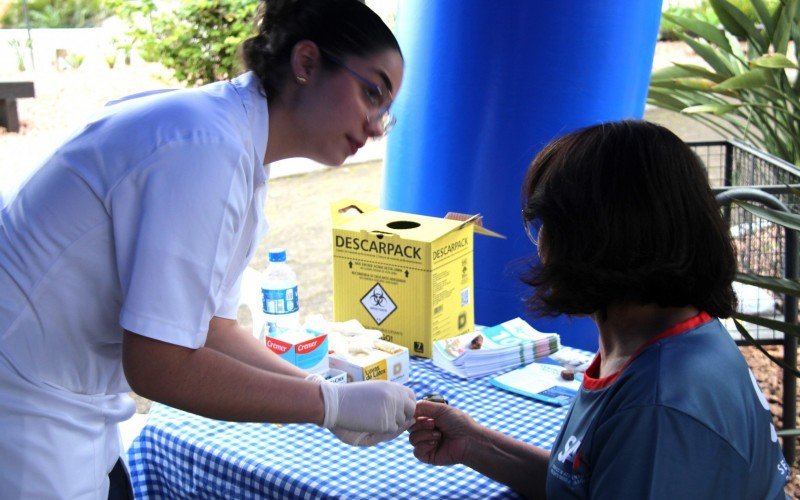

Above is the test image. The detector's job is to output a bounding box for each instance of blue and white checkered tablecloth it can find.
[128,351,589,499]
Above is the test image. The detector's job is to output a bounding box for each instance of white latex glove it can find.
[306,374,399,446]
[304,373,415,435]
[328,427,405,447]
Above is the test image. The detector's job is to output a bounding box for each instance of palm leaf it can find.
[714,69,769,90]
[772,0,800,53]
[735,273,800,297]
[750,53,799,70]
[674,62,727,82]
[749,0,776,38]
[647,89,691,111]
[676,32,737,77]
[733,313,800,338]
[732,318,800,378]
[710,0,748,38]
[725,32,748,64]
[672,90,736,109]
[683,103,740,115]
[671,77,721,92]
[650,64,714,82]
[710,0,768,51]
[735,200,800,231]
[663,12,731,51]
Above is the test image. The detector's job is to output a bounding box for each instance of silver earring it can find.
[296,75,308,85]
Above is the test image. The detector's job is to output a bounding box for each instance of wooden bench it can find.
[0,81,35,133]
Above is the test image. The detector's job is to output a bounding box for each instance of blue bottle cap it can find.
[268,249,287,262]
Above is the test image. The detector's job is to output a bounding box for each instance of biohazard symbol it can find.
[361,283,397,325]
[371,289,386,307]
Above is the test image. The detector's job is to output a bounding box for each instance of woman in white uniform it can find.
[0,1,413,498]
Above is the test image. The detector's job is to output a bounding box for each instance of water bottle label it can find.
[262,286,299,314]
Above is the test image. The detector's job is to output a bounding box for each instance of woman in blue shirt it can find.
[409,120,790,499]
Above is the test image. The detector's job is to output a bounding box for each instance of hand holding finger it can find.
[408,427,441,447]
[320,380,415,433]
[412,439,440,465]
[408,401,475,466]
[330,426,405,447]
[409,416,435,433]
[414,399,450,419]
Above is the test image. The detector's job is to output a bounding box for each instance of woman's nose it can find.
[365,113,383,138]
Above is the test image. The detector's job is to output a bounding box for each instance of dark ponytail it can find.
[240,0,401,102]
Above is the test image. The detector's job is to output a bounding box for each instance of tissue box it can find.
[264,328,329,374]
[329,338,410,384]
[322,368,348,384]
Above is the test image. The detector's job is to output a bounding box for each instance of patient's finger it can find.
[412,440,438,463]
[408,428,441,446]
[409,417,435,433]
[414,400,449,419]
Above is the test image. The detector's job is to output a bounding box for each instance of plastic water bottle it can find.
[260,248,300,339]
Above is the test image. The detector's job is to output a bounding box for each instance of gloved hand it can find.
[328,427,405,447]
[306,373,402,446]
[305,373,415,436]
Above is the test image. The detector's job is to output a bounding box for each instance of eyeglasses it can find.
[521,208,541,246]
[322,51,397,135]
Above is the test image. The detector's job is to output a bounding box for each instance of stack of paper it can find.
[432,317,560,378]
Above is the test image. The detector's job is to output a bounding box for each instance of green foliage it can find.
[111,0,258,86]
[65,52,84,68]
[649,0,800,166]
[8,38,31,71]
[103,51,117,68]
[110,34,135,65]
[730,201,800,378]
[1,0,111,28]
[655,1,800,378]
[660,2,720,41]
[660,0,782,41]
[727,0,783,20]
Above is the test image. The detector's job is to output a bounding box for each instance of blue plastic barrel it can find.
[382,0,662,352]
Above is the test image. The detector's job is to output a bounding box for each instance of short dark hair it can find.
[520,120,737,319]
[240,0,401,102]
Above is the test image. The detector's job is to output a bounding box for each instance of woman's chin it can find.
[320,152,349,167]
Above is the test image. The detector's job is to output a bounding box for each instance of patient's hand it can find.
[408,400,476,466]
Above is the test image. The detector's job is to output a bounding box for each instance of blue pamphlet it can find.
[490,362,582,406]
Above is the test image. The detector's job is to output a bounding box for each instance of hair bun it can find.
[243,0,400,104]
[261,0,299,34]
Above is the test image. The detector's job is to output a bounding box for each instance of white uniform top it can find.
[0,72,269,499]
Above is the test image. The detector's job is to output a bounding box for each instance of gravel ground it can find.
[1,42,797,495]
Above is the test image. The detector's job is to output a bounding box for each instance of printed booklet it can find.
[490,362,583,406]
[431,317,560,378]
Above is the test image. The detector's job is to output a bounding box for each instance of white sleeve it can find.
[216,270,244,320]
[112,140,252,348]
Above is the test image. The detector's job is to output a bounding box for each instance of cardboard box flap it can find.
[333,200,505,239]
[331,198,380,226]
[333,199,466,241]
[444,212,506,239]
[351,210,463,241]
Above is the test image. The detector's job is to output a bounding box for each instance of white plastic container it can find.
[260,248,300,339]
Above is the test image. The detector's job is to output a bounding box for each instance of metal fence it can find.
[690,139,799,462]
[690,139,800,345]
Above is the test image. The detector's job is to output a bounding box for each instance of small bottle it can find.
[260,248,300,339]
